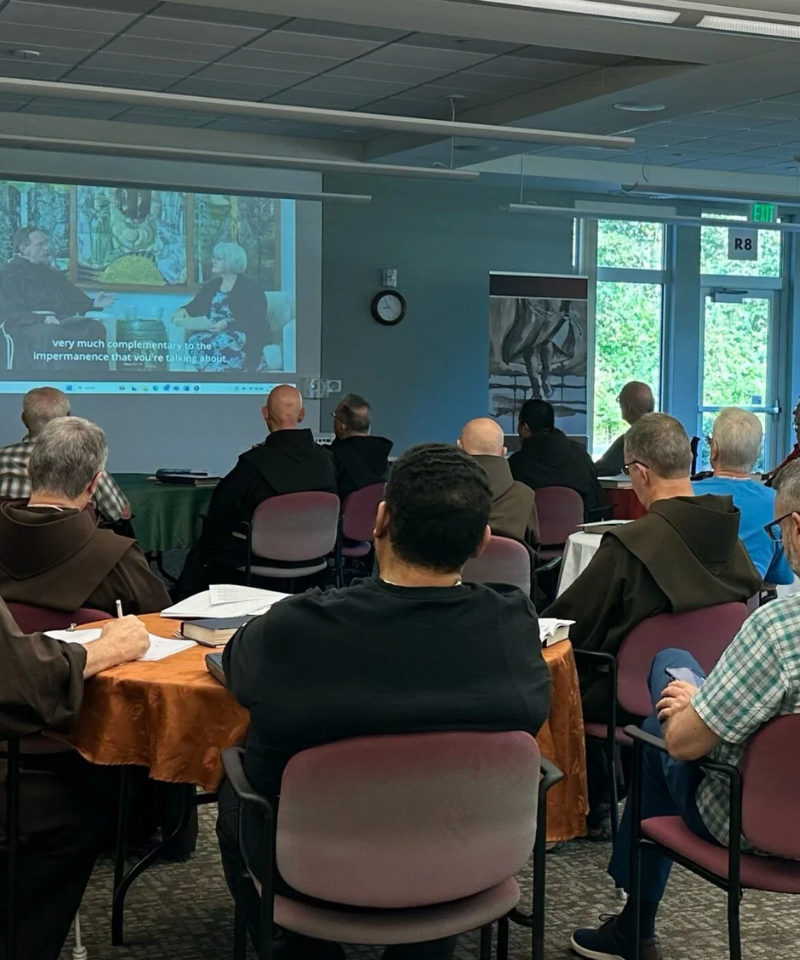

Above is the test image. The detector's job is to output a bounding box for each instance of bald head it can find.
[22,386,70,436]
[263,384,304,433]
[619,381,655,425]
[458,418,506,458]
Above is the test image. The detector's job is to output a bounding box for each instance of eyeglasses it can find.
[622,460,649,476]
[765,511,796,542]
[332,413,345,425]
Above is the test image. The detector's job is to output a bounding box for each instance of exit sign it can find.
[752,202,777,223]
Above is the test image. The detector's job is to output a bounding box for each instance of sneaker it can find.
[571,913,662,960]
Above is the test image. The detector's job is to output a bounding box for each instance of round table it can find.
[557,531,603,597]
[114,474,216,555]
[64,615,587,844]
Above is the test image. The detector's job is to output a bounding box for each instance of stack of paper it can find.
[161,584,291,619]
[538,618,575,647]
[45,629,196,662]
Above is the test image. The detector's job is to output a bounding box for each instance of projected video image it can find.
[0,180,296,387]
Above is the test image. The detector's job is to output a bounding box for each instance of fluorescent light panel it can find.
[502,203,800,231]
[697,15,800,39]
[623,183,800,206]
[477,0,679,24]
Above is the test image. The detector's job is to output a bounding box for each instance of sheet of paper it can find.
[45,629,196,661]
[162,586,290,619]
[538,618,575,645]
[209,584,286,605]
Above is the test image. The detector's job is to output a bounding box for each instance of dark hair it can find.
[519,399,555,433]
[337,393,371,433]
[13,225,44,255]
[385,444,491,572]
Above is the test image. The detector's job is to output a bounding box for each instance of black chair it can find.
[3,736,21,960]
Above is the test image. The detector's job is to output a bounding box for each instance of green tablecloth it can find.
[115,473,216,554]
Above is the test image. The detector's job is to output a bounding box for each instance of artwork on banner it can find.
[489,273,589,436]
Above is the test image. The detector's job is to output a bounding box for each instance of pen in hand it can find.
[115,599,123,619]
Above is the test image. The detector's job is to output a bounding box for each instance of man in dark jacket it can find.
[509,399,605,521]
[195,385,336,574]
[593,381,655,477]
[458,417,539,544]
[217,444,551,960]
[329,393,393,503]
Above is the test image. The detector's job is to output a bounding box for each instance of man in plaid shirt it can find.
[0,386,130,523]
[572,459,800,960]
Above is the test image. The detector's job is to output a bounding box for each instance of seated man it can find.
[509,398,605,522]
[571,458,800,960]
[457,417,539,544]
[546,412,760,724]
[193,385,337,576]
[0,607,148,960]
[764,395,800,484]
[217,444,552,960]
[0,226,113,371]
[0,385,131,524]
[594,381,655,477]
[0,416,170,616]
[329,392,393,502]
[694,407,792,585]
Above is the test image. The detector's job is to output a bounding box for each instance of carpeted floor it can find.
[58,806,796,960]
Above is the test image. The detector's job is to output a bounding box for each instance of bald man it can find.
[458,418,539,544]
[594,381,655,477]
[185,386,337,584]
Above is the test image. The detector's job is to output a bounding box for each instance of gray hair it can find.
[337,393,372,434]
[624,412,692,480]
[22,386,70,436]
[29,417,108,500]
[213,242,247,275]
[774,459,800,512]
[712,407,762,474]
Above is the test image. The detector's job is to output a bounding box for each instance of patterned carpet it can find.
[57,806,795,960]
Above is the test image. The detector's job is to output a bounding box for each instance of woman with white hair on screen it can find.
[173,241,275,372]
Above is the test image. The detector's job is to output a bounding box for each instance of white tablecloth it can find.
[557,532,603,597]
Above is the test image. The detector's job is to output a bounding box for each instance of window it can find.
[700,213,782,278]
[591,220,665,458]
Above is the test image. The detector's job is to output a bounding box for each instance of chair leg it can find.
[233,866,248,960]
[728,887,742,960]
[497,916,509,960]
[607,741,619,846]
[72,911,88,960]
[479,924,493,960]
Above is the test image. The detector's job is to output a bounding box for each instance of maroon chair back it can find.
[251,492,340,561]
[341,483,386,543]
[741,715,800,858]
[617,603,748,717]
[276,731,541,909]
[462,536,532,597]
[6,602,110,633]
[535,486,584,547]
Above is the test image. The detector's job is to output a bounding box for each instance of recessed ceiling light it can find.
[11,48,40,60]
[614,102,666,112]
[454,143,499,152]
[339,128,359,135]
[474,0,679,25]
[454,38,474,44]
[697,15,800,39]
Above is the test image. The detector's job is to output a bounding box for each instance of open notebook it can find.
[161,584,291,619]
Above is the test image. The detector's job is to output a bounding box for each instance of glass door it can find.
[698,290,779,473]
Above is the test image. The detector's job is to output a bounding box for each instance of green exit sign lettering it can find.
[752,202,777,223]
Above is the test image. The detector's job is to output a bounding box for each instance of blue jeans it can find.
[607,648,716,901]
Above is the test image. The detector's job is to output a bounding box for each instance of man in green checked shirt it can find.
[571,458,800,960]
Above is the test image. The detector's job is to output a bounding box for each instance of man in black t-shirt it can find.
[217,443,551,960]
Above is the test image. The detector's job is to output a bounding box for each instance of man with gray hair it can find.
[545,413,761,831]
[694,407,792,584]
[0,385,130,522]
[572,456,800,960]
[0,416,169,615]
[330,393,393,502]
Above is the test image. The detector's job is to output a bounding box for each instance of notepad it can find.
[538,618,575,647]
[577,520,632,535]
[162,585,290,619]
[45,628,196,661]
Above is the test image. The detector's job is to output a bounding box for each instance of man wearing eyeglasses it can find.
[544,413,761,835]
[571,458,800,960]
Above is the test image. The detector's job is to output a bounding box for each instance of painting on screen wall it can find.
[489,273,589,439]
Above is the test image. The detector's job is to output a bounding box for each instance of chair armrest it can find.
[540,756,564,794]
[221,747,274,817]
[623,724,741,778]
[535,556,562,575]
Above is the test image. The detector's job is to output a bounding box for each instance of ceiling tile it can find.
[0,45,87,67]
[103,35,235,62]
[673,155,772,171]
[0,0,140,31]
[359,96,449,119]
[755,120,800,137]
[195,63,312,87]
[427,72,544,96]
[364,45,492,71]
[142,3,286,30]
[681,111,769,131]
[168,77,282,101]
[203,116,292,135]
[324,60,446,85]
[513,45,625,66]
[707,127,800,145]
[472,56,591,83]
[76,52,203,77]
[246,31,385,59]
[127,14,273,46]
[0,59,68,80]
[279,20,405,43]
[396,33,523,56]
[735,143,800,160]
[294,76,415,98]
[718,102,800,121]
[220,48,343,74]
[113,107,223,126]
[20,98,124,119]
[767,92,800,107]
[268,88,375,110]
[65,66,178,90]
[0,22,110,49]
[0,94,30,111]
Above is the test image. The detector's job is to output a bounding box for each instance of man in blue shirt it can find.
[694,407,793,585]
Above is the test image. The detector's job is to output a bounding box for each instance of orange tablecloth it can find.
[66,617,587,842]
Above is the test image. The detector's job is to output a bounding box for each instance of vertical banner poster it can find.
[489,272,589,440]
